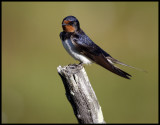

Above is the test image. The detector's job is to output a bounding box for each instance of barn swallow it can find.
[60,16,134,79]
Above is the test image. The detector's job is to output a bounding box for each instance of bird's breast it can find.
[62,39,92,64]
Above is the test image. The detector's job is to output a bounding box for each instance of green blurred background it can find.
[2,2,158,123]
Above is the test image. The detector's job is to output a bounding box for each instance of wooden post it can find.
[57,64,106,124]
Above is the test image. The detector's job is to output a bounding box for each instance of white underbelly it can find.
[62,39,92,64]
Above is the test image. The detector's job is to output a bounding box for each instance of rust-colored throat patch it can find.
[63,20,75,32]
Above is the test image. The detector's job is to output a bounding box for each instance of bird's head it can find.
[62,16,80,32]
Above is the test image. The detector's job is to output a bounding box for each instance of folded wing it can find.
[71,33,131,79]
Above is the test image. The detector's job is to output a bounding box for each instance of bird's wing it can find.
[71,33,131,79]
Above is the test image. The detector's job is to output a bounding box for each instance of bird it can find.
[60,16,135,79]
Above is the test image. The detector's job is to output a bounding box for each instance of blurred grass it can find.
[2,2,158,123]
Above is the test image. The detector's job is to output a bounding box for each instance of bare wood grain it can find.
[57,64,106,124]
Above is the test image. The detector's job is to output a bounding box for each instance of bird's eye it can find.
[69,21,74,25]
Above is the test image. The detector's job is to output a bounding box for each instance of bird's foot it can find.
[77,62,84,70]
[67,63,83,73]
[78,62,83,66]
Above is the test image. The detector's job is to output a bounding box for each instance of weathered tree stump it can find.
[57,64,106,124]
